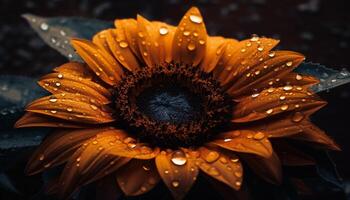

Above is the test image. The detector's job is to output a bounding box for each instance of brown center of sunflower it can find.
[114,63,233,148]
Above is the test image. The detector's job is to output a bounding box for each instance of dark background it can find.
[0,0,349,197]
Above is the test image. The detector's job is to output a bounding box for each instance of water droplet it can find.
[138,32,144,38]
[231,158,239,163]
[281,104,289,111]
[50,110,57,114]
[253,132,265,140]
[199,39,205,45]
[171,150,187,166]
[234,171,243,178]
[250,36,259,42]
[187,43,196,51]
[208,167,220,176]
[235,181,242,186]
[251,93,260,98]
[292,112,304,122]
[159,26,169,35]
[240,48,246,53]
[49,96,57,103]
[219,157,228,164]
[183,31,191,36]
[283,85,293,91]
[119,41,128,48]
[266,109,273,114]
[90,105,98,110]
[257,46,264,51]
[57,74,63,79]
[172,180,180,187]
[142,165,150,171]
[189,14,203,24]
[224,138,232,142]
[55,82,61,87]
[40,23,49,31]
[296,74,303,80]
[143,52,148,56]
[205,151,219,163]
[286,61,293,67]
[267,88,274,93]
[39,155,45,161]
[60,30,66,36]
[279,95,286,100]
[268,52,275,57]
[255,70,261,75]
[92,140,98,145]
[67,107,73,112]
[246,42,252,47]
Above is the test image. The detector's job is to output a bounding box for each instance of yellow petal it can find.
[197,147,243,190]
[71,38,124,85]
[212,130,273,158]
[172,7,207,66]
[155,149,198,200]
[116,159,160,196]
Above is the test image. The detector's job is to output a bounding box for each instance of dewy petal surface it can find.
[71,38,124,85]
[196,147,243,190]
[155,149,198,200]
[116,159,160,196]
[199,36,227,73]
[172,7,207,66]
[26,127,112,175]
[58,130,132,199]
[26,94,114,124]
[212,130,273,158]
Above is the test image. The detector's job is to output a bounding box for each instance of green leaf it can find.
[295,62,350,93]
[22,14,113,62]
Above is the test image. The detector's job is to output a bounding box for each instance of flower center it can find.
[114,63,233,148]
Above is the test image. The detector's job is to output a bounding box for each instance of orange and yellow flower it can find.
[16,7,339,200]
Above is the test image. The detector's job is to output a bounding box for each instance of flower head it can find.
[16,7,339,199]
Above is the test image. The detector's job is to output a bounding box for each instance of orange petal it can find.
[38,72,111,104]
[71,38,124,85]
[212,39,240,77]
[232,86,326,123]
[105,28,141,72]
[116,159,160,196]
[58,129,132,199]
[136,19,176,66]
[172,7,207,66]
[26,127,111,175]
[136,15,160,67]
[196,147,243,190]
[155,149,198,200]
[215,37,280,86]
[92,29,114,56]
[26,94,114,124]
[290,122,340,150]
[53,62,93,79]
[152,21,176,64]
[225,50,305,98]
[212,130,273,158]
[241,152,282,185]
[277,72,319,88]
[114,18,141,60]
[15,112,91,128]
[199,36,227,73]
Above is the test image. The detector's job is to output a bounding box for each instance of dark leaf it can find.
[295,62,350,93]
[22,14,113,62]
[0,75,48,129]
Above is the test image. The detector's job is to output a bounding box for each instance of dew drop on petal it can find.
[281,104,289,111]
[253,132,265,140]
[40,23,49,31]
[187,43,196,51]
[279,95,286,100]
[57,74,63,79]
[205,151,219,163]
[296,74,303,80]
[183,31,191,36]
[67,107,73,112]
[286,61,293,67]
[171,150,187,166]
[268,52,275,57]
[224,138,232,142]
[172,180,180,188]
[119,41,128,48]
[199,39,205,45]
[283,85,293,91]
[266,109,273,114]
[189,14,203,24]
[159,26,169,35]
[251,93,260,98]
[49,96,57,103]
[292,112,304,122]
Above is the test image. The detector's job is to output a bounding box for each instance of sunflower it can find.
[15,7,339,200]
